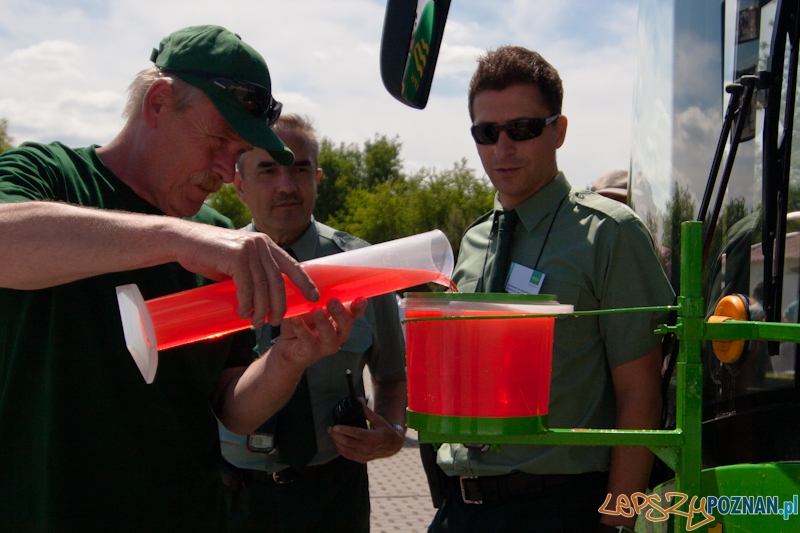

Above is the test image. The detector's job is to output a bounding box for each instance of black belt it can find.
[452,471,602,505]
[222,456,342,489]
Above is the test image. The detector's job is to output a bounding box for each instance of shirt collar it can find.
[505,171,572,233]
[284,217,319,262]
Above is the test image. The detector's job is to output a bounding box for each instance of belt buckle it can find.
[459,477,483,505]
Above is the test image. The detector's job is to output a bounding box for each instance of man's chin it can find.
[168,200,205,218]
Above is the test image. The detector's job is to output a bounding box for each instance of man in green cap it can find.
[0,25,365,531]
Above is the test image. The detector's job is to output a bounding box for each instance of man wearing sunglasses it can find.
[427,47,674,533]
[0,26,365,531]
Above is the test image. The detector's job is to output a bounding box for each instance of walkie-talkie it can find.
[331,369,368,428]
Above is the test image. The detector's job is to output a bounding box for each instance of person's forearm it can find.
[601,354,662,528]
[0,201,183,289]
[215,342,305,435]
[372,380,408,428]
[216,300,367,435]
[0,200,319,326]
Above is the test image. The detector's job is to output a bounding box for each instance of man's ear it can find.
[315,168,323,185]
[233,171,246,201]
[554,115,568,149]
[142,79,175,129]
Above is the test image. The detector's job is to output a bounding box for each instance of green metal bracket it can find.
[649,446,681,472]
[407,221,800,533]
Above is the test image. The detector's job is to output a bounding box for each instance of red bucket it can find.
[402,293,572,437]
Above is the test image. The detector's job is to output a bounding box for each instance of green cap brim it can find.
[173,72,294,166]
[208,93,295,166]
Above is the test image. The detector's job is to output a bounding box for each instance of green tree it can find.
[720,196,748,237]
[329,180,418,244]
[407,160,495,255]
[206,184,251,228]
[207,133,492,259]
[330,160,494,255]
[315,135,405,223]
[362,134,403,188]
[316,139,362,223]
[0,119,14,154]
[662,181,696,289]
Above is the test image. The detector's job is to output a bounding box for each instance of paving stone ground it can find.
[368,431,437,533]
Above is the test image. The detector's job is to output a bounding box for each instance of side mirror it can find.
[380,0,451,109]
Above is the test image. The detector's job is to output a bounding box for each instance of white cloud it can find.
[0,0,641,183]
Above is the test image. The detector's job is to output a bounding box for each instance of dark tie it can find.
[273,246,318,469]
[484,209,519,293]
[274,369,317,469]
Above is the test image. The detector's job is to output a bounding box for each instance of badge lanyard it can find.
[477,194,566,292]
[532,195,566,272]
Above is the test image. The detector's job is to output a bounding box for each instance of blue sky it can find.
[0,0,640,186]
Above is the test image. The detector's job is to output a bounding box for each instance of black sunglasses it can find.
[470,114,560,145]
[162,68,282,125]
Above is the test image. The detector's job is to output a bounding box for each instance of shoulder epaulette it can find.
[463,209,494,234]
[571,189,637,225]
[316,222,371,252]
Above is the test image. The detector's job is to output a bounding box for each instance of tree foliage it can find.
[329,158,494,256]
[206,184,251,228]
[0,119,14,154]
[207,132,495,256]
[315,134,404,223]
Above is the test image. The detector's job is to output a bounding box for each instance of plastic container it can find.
[401,293,573,437]
[117,230,454,383]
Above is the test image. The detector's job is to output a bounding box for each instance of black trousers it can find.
[224,456,370,533]
[428,472,609,533]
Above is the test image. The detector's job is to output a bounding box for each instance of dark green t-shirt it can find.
[0,142,254,531]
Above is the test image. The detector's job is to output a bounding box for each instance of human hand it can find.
[173,221,319,326]
[328,400,406,463]
[273,298,368,374]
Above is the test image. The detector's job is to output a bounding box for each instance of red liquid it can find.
[147,265,444,351]
[405,309,553,418]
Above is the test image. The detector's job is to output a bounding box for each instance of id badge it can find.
[505,262,545,295]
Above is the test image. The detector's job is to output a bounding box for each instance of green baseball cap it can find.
[150,25,294,165]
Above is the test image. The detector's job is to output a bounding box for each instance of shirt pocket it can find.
[339,316,374,354]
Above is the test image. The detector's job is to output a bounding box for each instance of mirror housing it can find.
[380,0,451,109]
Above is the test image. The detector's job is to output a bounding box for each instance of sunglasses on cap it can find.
[470,114,560,145]
[161,68,283,126]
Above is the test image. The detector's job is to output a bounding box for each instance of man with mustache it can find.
[425,47,675,533]
[220,114,407,533]
[0,26,364,531]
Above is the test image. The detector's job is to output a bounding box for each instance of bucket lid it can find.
[400,292,574,315]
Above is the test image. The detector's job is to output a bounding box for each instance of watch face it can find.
[246,433,275,452]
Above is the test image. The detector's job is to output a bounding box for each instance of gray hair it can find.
[122,67,206,120]
[237,113,320,175]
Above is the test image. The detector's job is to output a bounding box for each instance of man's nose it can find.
[209,150,238,183]
[274,168,298,191]
[493,131,517,157]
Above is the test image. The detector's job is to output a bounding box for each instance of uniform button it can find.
[575,192,584,199]
[457,467,468,474]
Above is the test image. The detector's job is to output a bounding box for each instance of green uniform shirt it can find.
[0,142,255,531]
[437,172,674,477]
[220,219,406,471]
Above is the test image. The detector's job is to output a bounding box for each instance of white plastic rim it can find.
[116,284,158,384]
[400,296,574,317]
[304,230,455,284]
